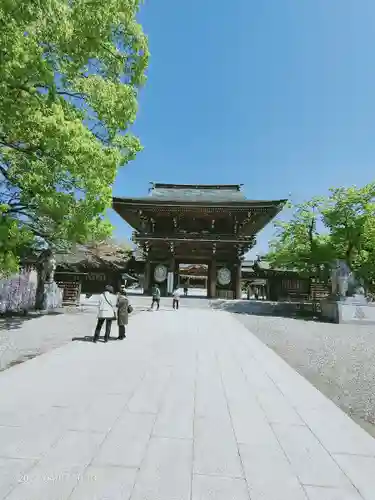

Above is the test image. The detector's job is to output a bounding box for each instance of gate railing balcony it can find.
[132,231,255,243]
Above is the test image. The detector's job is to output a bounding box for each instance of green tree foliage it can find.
[0,205,32,275]
[267,199,334,277]
[267,183,375,289]
[0,0,148,272]
[322,183,375,287]
[322,184,375,264]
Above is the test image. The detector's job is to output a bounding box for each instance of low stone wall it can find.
[0,270,38,314]
[0,270,63,314]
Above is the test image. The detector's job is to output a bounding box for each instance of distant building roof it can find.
[132,247,146,262]
[242,259,300,274]
[54,243,131,271]
[121,272,137,281]
[179,264,208,275]
[242,259,271,269]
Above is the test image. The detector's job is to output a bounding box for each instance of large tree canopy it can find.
[266,199,334,278]
[267,183,375,289]
[0,0,148,273]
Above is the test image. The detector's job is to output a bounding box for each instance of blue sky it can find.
[111,0,375,257]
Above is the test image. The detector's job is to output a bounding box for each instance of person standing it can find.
[93,285,117,343]
[151,284,161,310]
[172,288,180,310]
[117,285,132,339]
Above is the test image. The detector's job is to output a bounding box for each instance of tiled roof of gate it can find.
[148,183,247,202]
[113,184,287,208]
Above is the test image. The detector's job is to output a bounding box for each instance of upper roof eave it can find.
[112,196,287,209]
[151,183,243,190]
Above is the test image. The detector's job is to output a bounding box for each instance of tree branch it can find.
[1,137,65,167]
[100,42,124,61]
[7,203,37,214]
[8,82,86,101]
[57,90,85,99]
[0,164,9,180]
[0,139,39,156]
[308,219,314,247]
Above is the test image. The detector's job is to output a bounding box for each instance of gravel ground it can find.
[235,313,375,437]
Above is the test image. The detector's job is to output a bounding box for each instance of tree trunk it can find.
[35,264,46,310]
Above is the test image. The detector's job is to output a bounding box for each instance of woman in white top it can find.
[172,288,180,310]
[93,285,117,343]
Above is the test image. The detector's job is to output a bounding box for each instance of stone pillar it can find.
[209,260,217,298]
[234,260,242,300]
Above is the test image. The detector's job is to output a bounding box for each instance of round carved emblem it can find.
[217,267,231,286]
[154,264,167,283]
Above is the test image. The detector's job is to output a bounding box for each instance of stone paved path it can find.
[1,309,375,499]
[0,295,146,372]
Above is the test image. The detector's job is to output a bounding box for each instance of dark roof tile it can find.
[149,183,246,202]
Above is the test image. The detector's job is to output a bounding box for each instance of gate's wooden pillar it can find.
[174,261,179,290]
[169,257,175,273]
[168,257,176,294]
[234,260,242,300]
[209,260,217,298]
[143,259,151,294]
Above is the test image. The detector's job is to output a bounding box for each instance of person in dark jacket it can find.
[151,284,161,310]
[117,285,131,339]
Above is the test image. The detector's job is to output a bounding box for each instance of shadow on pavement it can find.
[72,336,126,342]
[0,317,33,331]
[211,299,321,321]
[179,294,209,299]
[1,353,40,371]
[0,311,61,331]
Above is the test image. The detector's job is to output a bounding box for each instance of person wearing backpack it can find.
[93,285,117,343]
